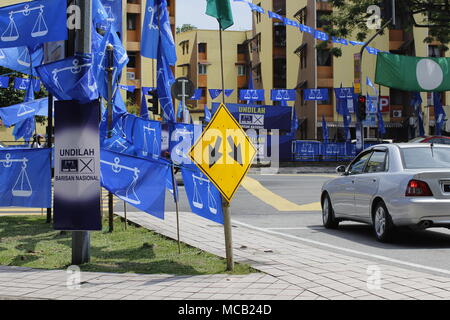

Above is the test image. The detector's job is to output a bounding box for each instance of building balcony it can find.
[127,41,140,51]
[316,1,332,11]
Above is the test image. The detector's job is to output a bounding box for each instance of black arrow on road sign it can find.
[228,136,243,166]
[209,136,222,168]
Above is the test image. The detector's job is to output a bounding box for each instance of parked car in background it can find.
[321,143,450,242]
[409,136,450,145]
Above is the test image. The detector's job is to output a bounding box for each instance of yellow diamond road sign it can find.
[189,104,257,203]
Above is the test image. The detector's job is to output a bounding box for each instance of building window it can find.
[198,43,207,53]
[180,40,189,55]
[253,64,262,82]
[237,65,246,76]
[237,44,247,54]
[256,3,262,23]
[294,7,307,25]
[127,13,137,30]
[273,24,286,47]
[428,45,443,57]
[198,64,207,75]
[127,52,137,68]
[316,11,329,29]
[317,49,332,66]
[255,33,261,52]
[295,44,307,69]
[317,88,331,105]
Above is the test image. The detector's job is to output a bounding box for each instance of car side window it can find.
[348,152,372,175]
[364,150,388,173]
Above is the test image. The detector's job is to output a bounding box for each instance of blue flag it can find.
[190,88,202,100]
[322,115,329,143]
[0,0,68,49]
[0,45,43,74]
[304,88,328,101]
[0,76,9,88]
[141,0,159,59]
[224,89,234,97]
[140,93,149,119]
[0,148,52,208]
[271,89,296,101]
[132,117,162,159]
[204,105,212,123]
[14,78,40,92]
[239,89,265,101]
[343,115,352,142]
[100,149,169,219]
[377,102,386,136]
[157,50,176,122]
[12,81,36,141]
[411,92,425,137]
[36,54,99,103]
[100,0,122,34]
[181,163,224,224]
[434,92,446,136]
[209,89,222,100]
[0,98,48,127]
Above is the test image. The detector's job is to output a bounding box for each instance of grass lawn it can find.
[0,215,256,275]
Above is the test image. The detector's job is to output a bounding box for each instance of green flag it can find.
[375,52,450,92]
[206,0,234,30]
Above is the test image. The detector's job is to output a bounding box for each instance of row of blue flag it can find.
[233,0,382,55]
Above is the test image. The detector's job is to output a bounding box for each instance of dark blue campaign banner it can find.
[271,89,296,101]
[304,88,329,101]
[0,0,68,49]
[100,149,169,220]
[0,148,51,208]
[239,89,265,101]
[212,103,292,130]
[54,100,101,231]
[0,98,48,127]
[181,163,224,225]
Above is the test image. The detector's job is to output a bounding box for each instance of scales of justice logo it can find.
[0,153,33,198]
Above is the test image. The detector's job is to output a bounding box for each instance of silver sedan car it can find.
[321,143,450,242]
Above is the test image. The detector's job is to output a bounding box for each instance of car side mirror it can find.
[336,165,347,175]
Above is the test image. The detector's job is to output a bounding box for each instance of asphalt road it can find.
[118,173,450,277]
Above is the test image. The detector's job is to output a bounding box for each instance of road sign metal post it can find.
[72,0,92,265]
[222,200,234,271]
[171,77,195,123]
[170,164,181,254]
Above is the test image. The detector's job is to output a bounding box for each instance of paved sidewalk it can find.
[2,210,450,300]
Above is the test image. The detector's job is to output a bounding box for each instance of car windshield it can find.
[401,147,450,169]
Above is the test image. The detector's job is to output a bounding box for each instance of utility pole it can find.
[72,0,92,265]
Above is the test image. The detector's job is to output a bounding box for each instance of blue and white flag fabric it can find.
[181,163,224,225]
[101,134,136,157]
[100,149,169,219]
[433,92,446,135]
[140,93,149,119]
[343,114,352,142]
[204,105,212,123]
[334,87,354,115]
[176,100,183,119]
[291,106,299,136]
[142,87,155,96]
[13,117,35,141]
[322,115,329,143]
[93,26,128,99]
[314,30,329,41]
[142,0,176,66]
[0,76,8,88]
[14,78,40,92]
[209,89,222,100]
[271,89,296,102]
[141,0,159,59]
[366,95,378,114]
[366,76,378,96]
[239,89,265,101]
[411,92,425,137]
[0,45,43,74]
[0,148,51,208]
[283,18,299,28]
[99,0,122,34]
[248,2,265,13]
[304,88,328,101]
[332,37,348,46]
[0,0,68,49]
[36,54,99,103]
[0,98,48,127]
[268,11,283,21]
[377,102,386,136]
[119,84,136,92]
[157,49,176,122]
[224,89,234,97]
[132,117,162,160]
[190,88,202,100]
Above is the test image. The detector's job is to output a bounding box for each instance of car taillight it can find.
[405,179,433,196]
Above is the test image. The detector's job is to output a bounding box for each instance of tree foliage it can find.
[318,0,450,56]
[176,24,197,34]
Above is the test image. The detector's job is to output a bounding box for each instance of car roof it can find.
[394,143,450,149]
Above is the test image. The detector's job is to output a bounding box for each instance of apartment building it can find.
[175,29,253,122]
[249,0,450,141]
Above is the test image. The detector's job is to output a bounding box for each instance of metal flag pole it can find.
[72,0,92,265]
[171,164,181,254]
[46,93,53,223]
[219,25,234,272]
[123,201,127,230]
[106,43,115,233]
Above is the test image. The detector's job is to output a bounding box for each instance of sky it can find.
[176,0,252,31]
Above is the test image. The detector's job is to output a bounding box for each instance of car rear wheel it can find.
[373,201,394,242]
[322,194,339,229]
